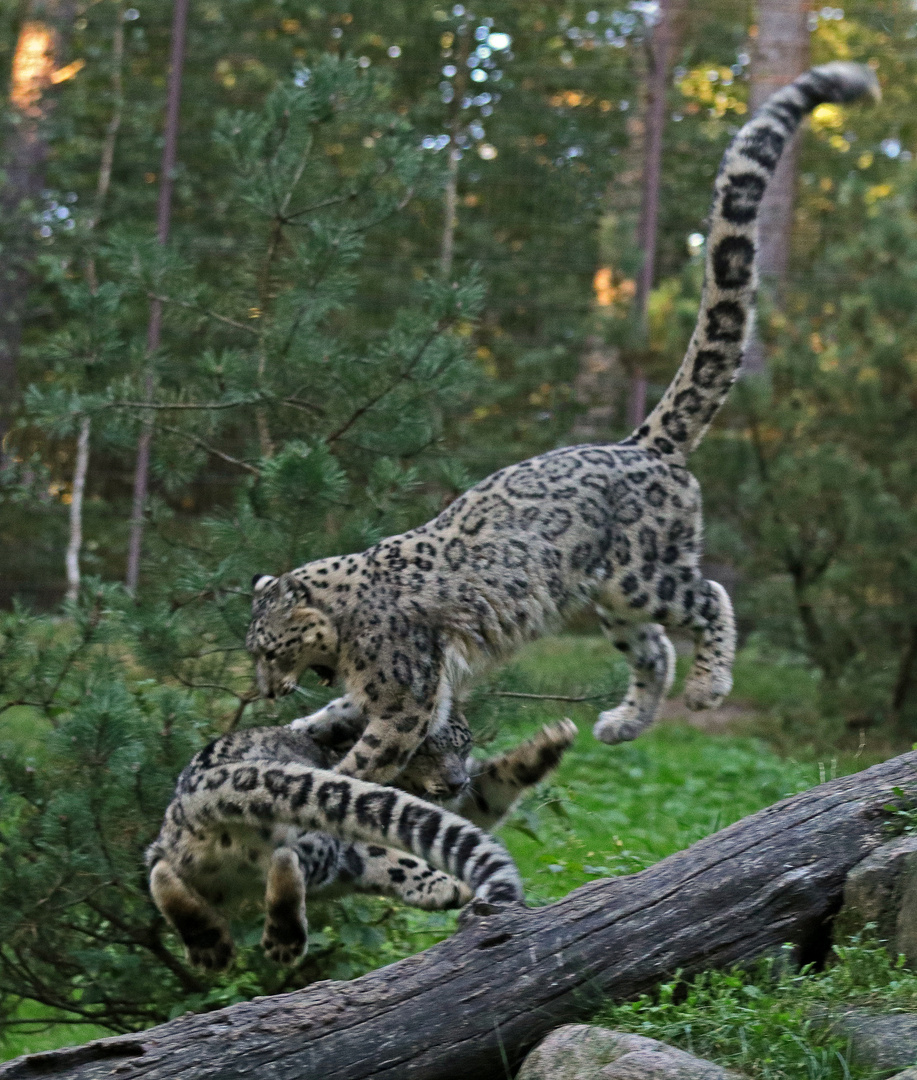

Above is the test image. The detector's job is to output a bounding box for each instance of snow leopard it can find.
[148,717,576,969]
[245,63,879,787]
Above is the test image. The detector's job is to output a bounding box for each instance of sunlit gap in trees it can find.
[10,21,84,116]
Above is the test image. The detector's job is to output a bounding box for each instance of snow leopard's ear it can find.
[251,574,276,593]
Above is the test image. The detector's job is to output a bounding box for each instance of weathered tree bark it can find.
[743,0,811,372]
[3,750,915,1080]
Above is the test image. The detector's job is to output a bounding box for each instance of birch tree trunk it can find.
[64,416,90,602]
[64,1,125,600]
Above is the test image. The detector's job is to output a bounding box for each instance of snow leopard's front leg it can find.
[332,631,444,784]
[333,690,436,783]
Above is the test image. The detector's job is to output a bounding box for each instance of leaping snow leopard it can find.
[246,63,879,787]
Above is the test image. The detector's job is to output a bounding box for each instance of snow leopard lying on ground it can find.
[148,717,575,969]
[245,63,879,790]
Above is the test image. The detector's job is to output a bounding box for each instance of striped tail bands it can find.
[176,760,524,906]
[630,61,880,462]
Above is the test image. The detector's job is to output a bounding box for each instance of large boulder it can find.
[837,836,917,964]
[516,1024,743,1079]
[813,1008,917,1071]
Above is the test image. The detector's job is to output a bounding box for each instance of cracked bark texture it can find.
[2,750,915,1080]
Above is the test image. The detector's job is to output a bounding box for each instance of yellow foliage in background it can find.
[677,66,747,117]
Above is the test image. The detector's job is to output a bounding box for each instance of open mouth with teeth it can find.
[309,665,337,687]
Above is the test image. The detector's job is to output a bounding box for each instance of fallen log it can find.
[3,750,916,1080]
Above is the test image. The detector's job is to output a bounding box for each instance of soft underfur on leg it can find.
[340,841,470,909]
[261,847,308,966]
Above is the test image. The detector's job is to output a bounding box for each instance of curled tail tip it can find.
[806,61,881,104]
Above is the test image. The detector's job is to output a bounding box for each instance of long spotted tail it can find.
[173,760,523,906]
[628,62,879,462]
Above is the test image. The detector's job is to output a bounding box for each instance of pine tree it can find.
[0,54,484,1035]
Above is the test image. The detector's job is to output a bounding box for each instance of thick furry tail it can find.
[628,62,879,462]
[169,760,523,906]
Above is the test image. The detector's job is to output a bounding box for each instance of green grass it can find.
[0,635,903,1062]
[0,1001,109,1060]
[595,939,917,1079]
[476,635,858,902]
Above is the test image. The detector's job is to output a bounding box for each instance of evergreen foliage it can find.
[4,0,917,1054]
[0,54,486,1033]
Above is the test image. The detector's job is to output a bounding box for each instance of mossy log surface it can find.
[3,750,916,1080]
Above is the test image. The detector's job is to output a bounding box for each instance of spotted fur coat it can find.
[246,63,879,786]
[148,718,575,969]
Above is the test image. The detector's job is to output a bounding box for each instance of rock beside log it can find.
[516,1024,743,1080]
[837,835,917,965]
[813,1008,917,1071]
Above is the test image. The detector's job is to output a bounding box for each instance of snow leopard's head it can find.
[246,573,338,698]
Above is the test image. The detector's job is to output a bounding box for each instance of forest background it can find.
[2,0,917,1071]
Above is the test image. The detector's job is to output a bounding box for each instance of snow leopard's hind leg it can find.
[680,578,736,711]
[261,847,308,966]
[593,614,676,745]
[149,858,235,971]
[453,719,578,830]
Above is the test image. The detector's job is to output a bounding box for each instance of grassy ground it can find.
[0,634,907,1067]
[476,635,855,904]
[0,1004,109,1061]
[595,939,917,1080]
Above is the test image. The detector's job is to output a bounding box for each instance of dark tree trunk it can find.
[0,0,77,451]
[439,20,470,280]
[743,0,811,372]
[3,750,915,1080]
[124,0,189,591]
[626,0,674,428]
